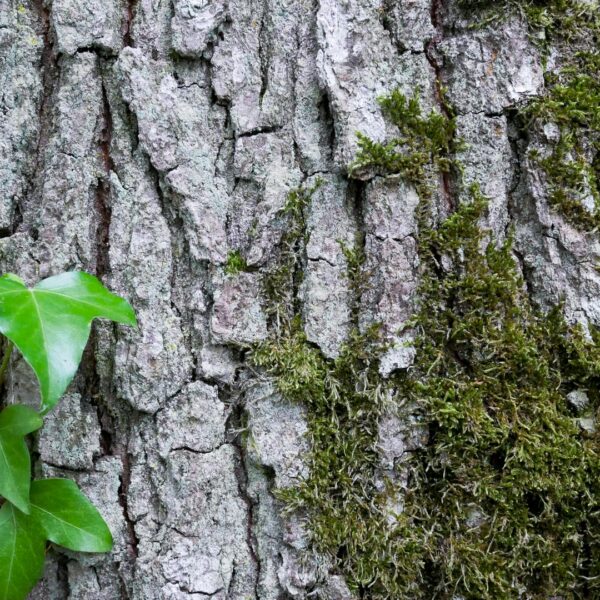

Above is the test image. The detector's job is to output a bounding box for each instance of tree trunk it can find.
[1,0,598,597]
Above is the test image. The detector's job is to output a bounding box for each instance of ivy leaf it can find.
[0,434,32,513]
[0,406,44,513]
[30,479,113,553]
[0,272,136,414]
[0,502,46,600]
[0,405,44,436]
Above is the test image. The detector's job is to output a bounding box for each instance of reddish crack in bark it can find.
[426,0,455,211]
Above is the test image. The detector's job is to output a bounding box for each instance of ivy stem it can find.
[0,340,14,389]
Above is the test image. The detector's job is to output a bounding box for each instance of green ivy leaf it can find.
[30,479,113,553]
[0,405,44,436]
[0,502,45,600]
[0,435,31,513]
[0,272,136,414]
[0,406,44,513]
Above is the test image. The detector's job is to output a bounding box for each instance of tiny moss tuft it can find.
[225,250,249,275]
[262,179,323,327]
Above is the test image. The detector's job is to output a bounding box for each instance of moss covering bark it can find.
[251,81,600,597]
[461,0,600,230]
[252,2,600,592]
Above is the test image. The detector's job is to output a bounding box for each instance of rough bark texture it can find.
[0,0,598,598]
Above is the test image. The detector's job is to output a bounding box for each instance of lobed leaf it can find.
[0,478,113,599]
[0,503,45,600]
[30,478,113,553]
[0,405,43,437]
[0,405,42,514]
[0,272,136,413]
[0,434,32,514]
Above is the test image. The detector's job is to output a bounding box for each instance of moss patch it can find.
[349,89,458,200]
[459,0,600,230]
[458,0,599,42]
[400,188,600,598]
[260,179,323,327]
[525,49,600,230]
[254,89,600,598]
[225,250,249,275]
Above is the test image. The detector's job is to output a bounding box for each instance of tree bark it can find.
[0,0,596,598]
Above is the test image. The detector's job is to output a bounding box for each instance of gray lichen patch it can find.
[171,0,229,59]
[360,176,420,374]
[301,174,356,358]
[210,272,268,345]
[154,382,229,457]
[37,393,101,470]
[439,18,544,115]
[245,382,310,489]
[51,0,123,56]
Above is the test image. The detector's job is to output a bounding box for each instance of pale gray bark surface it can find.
[0,0,596,598]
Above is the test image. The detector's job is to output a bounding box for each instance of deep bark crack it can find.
[95,80,115,280]
[227,402,262,597]
[123,0,140,48]
[24,0,59,235]
[425,0,454,212]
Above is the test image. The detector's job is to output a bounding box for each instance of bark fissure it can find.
[24,0,59,234]
[95,79,115,279]
[227,403,262,596]
[425,0,454,211]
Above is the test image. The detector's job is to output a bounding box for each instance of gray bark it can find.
[0,0,596,597]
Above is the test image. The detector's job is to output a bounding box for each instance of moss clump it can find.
[458,0,599,43]
[459,0,600,229]
[349,89,458,198]
[225,250,249,275]
[256,190,600,598]
[398,187,600,598]
[255,89,600,598]
[262,179,323,327]
[520,0,599,39]
[525,50,600,230]
[253,315,397,596]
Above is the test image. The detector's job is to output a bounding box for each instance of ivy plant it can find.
[0,271,136,600]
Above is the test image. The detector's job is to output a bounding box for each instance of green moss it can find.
[253,318,394,595]
[401,186,600,598]
[349,89,458,198]
[254,177,398,595]
[224,250,249,275]
[458,0,599,43]
[262,179,323,326]
[458,1,600,230]
[255,90,600,598]
[524,50,600,230]
[521,0,599,40]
